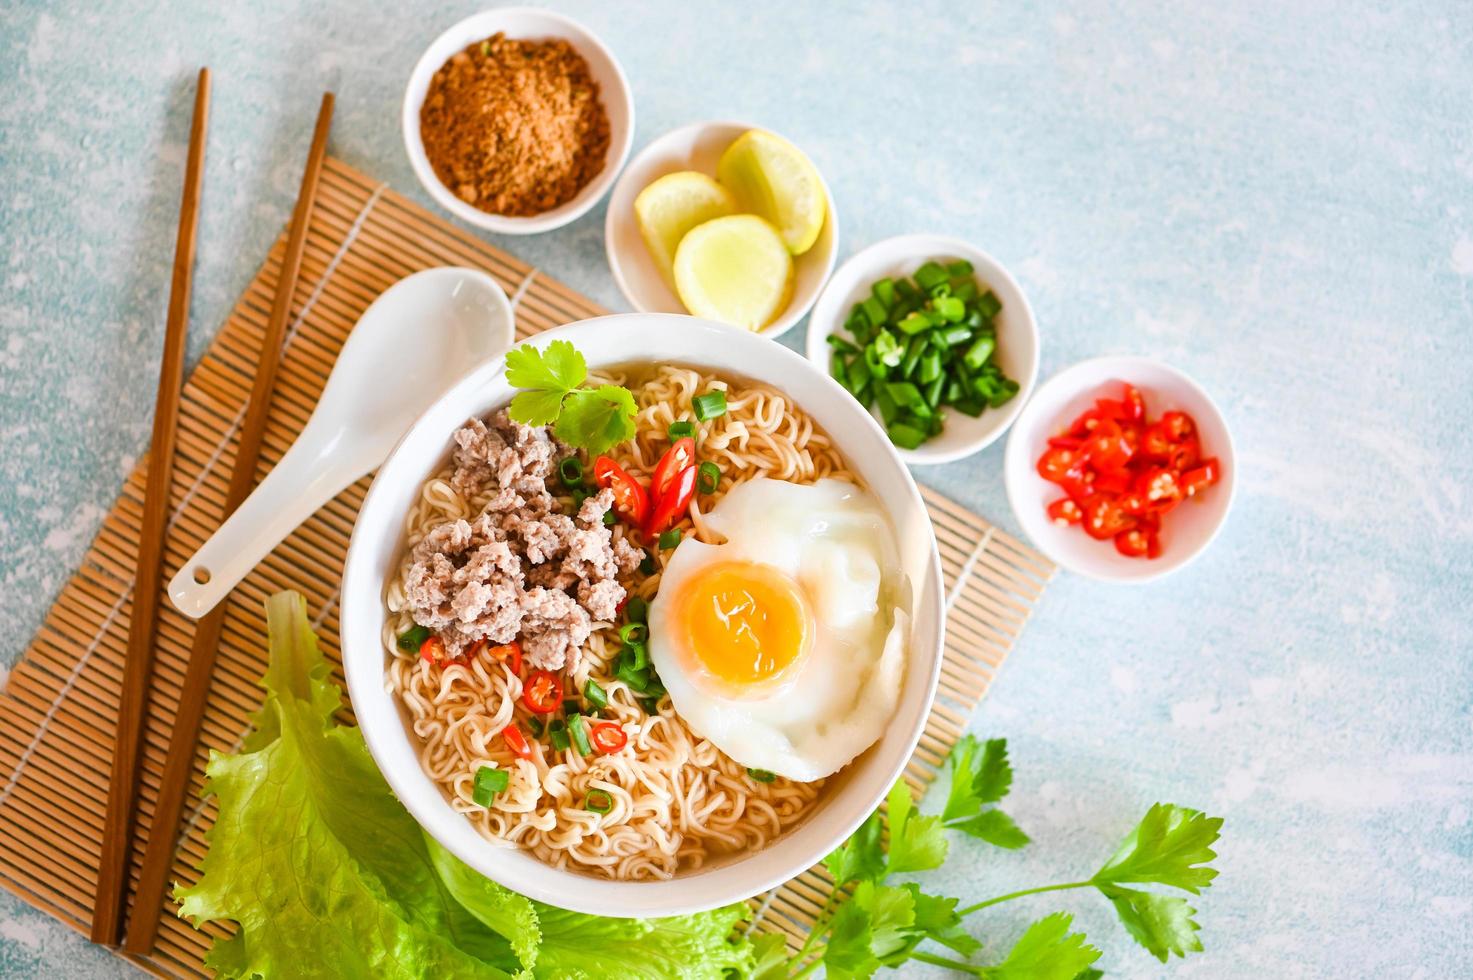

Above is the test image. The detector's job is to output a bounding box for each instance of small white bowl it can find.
[604,121,838,339]
[1003,356,1237,583]
[805,234,1040,465]
[342,314,943,917]
[403,8,634,235]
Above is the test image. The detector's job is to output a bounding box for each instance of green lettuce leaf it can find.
[177,591,751,980]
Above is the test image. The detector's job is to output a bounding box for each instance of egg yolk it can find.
[676,561,811,691]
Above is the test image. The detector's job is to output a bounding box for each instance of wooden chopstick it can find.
[91,66,212,947]
[122,91,336,956]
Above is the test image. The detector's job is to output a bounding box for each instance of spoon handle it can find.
[167,420,377,618]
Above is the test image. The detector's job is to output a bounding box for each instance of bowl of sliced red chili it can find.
[1004,356,1235,582]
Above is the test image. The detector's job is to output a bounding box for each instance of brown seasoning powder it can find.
[419,33,611,217]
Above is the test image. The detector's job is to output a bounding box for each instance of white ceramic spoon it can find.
[168,266,515,619]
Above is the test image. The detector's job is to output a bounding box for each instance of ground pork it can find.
[401,413,637,672]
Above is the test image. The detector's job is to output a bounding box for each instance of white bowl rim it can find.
[1003,353,1237,584]
[805,233,1040,465]
[341,313,944,916]
[603,119,839,340]
[402,7,635,235]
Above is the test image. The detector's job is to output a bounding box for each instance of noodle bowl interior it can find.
[383,363,908,880]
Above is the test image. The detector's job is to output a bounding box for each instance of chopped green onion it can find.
[547,719,570,751]
[602,510,616,526]
[897,311,932,336]
[918,351,942,384]
[826,333,859,355]
[875,385,900,426]
[976,291,1002,318]
[697,460,720,495]
[585,789,614,813]
[563,698,581,715]
[693,390,727,421]
[871,277,896,309]
[558,456,584,487]
[668,420,696,441]
[747,768,777,783]
[946,258,974,277]
[860,295,887,328]
[472,765,508,805]
[568,714,593,755]
[963,335,996,370]
[933,296,965,322]
[639,696,661,715]
[639,552,655,575]
[887,422,928,450]
[584,679,608,709]
[625,595,649,623]
[659,529,682,550]
[914,261,948,290]
[872,331,903,367]
[620,622,648,645]
[571,487,591,508]
[396,625,430,652]
[528,716,545,738]
[951,278,979,302]
[625,641,650,670]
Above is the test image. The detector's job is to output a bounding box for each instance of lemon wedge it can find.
[634,171,738,288]
[673,214,794,331]
[716,130,826,255]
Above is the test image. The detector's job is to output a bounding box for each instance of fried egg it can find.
[647,478,908,781]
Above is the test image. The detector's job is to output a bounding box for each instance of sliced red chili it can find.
[1165,437,1201,473]
[649,437,696,502]
[1094,397,1129,421]
[1139,422,1175,461]
[645,463,697,536]
[1181,458,1221,497]
[1037,446,1085,484]
[1134,467,1184,514]
[1067,407,1104,438]
[501,723,533,760]
[521,670,563,714]
[1081,494,1137,540]
[1120,383,1145,422]
[1159,410,1196,442]
[593,456,651,528]
[1114,525,1160,559]
[1046,498,1083,526]
[1085,418,1133,472]
[1047,435,1084,450]
[1092,469,1131,496]
[419,635,446,664]
[590,721,628,754]
[486,640,523,675]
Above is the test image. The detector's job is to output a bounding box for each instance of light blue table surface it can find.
[2,1,1470,976]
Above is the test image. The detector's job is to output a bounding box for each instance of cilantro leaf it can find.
[824,809,887,885]
[885,779,949,876]
[853,882,917,962]
[948,808,1031,850]
[508,387,568,427]
[1092,803,1223,894]
[556,385,638,456]
[747,933,792,980]
[823,896,881,979]
[945,737,1016,821]
[504,338,585,392]
[901,885,982,958]
[984,913,1101,980]
[1099,885,1203,962]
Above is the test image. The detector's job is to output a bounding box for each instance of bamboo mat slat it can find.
[0,156,1053,977]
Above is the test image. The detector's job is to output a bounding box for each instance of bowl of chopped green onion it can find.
[805,235,1039,464]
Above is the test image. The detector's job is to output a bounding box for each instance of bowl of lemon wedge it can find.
[605,121,838,338]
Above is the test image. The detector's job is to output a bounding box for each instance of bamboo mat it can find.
[0,156,1054,977]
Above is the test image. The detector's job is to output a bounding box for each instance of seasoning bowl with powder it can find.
[403,8,633,235]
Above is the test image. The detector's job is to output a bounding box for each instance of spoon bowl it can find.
[168,266,514,618]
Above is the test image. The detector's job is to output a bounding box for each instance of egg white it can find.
[647,478,908,781]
